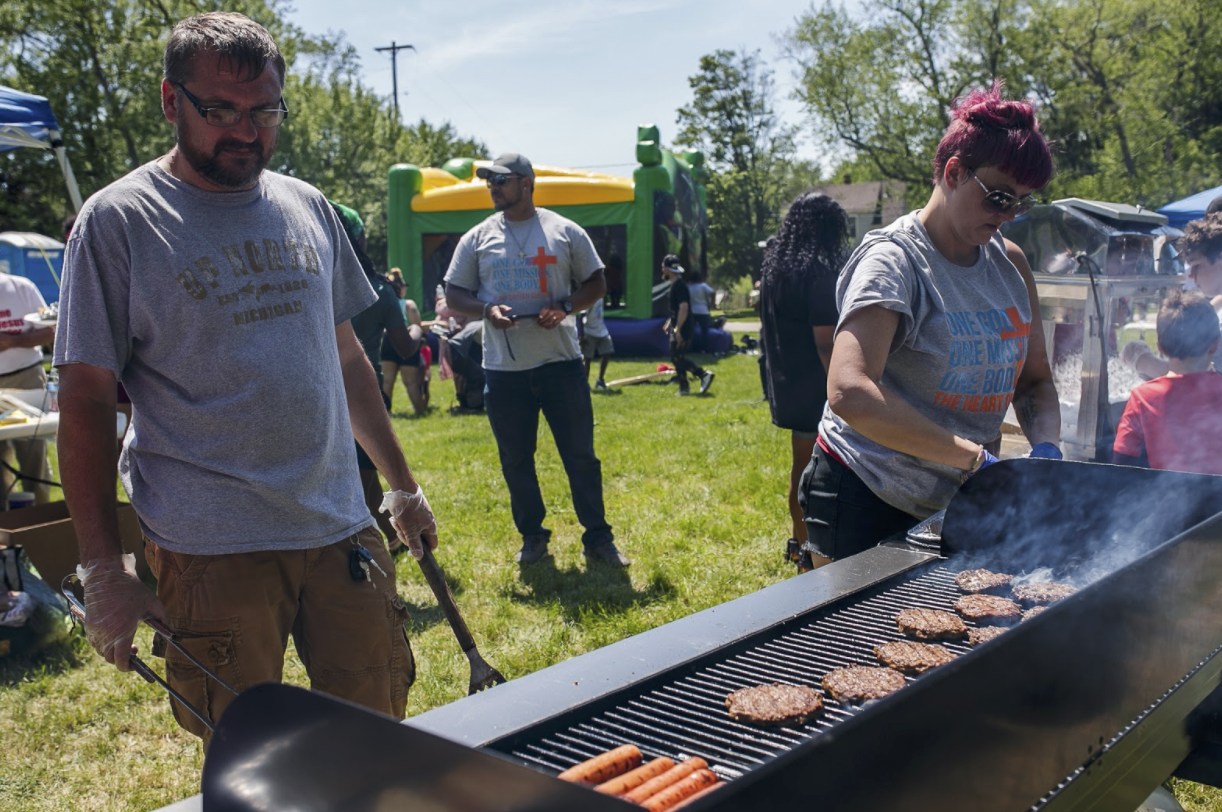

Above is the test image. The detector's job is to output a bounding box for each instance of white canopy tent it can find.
[0,84,83,212]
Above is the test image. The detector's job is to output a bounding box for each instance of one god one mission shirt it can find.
[445,208,603,371]
[819,213,1033,518]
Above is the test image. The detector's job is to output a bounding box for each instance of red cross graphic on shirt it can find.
[527,246,557,293]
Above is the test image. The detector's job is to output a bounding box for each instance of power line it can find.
[374,41,416,121]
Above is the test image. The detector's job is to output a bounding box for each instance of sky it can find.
[285,0,848,174]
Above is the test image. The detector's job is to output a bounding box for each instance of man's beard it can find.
[176,120,272,190]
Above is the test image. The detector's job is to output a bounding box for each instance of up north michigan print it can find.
[174,236,323,326]
[933,305,1030,414]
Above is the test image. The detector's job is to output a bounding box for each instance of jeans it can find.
[669,333,706,389]
[484,359,613,548]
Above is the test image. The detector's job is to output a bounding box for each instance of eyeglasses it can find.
[967,168,1038,216]
[485,173,518,188]
[176,83,288,128]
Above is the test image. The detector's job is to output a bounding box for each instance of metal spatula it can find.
[414,545,507,694]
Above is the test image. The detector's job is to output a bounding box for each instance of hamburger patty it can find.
[954,568,1013,594]
[967,625,1008,645]
[1022,605,1049,622]
[725,683,824,726]
[954,594,1022,622]
[1012,582,1077,605]
[896,608,968,641]
[822,666,907,702]
[874,641,956,674]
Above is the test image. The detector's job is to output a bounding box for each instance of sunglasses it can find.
[967,168,1038,216]
[485,173,518,188]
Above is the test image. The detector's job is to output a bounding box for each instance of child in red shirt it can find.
[1114,289,1222,474]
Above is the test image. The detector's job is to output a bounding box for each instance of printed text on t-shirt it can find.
[173,237,321,326]
[933,306,1029,413]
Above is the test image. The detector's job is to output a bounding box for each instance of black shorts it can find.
[381,341,422,367]
[798,444,917,560]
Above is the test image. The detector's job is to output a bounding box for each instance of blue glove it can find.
[977,449,1000,470]
[1028,442,1063,460]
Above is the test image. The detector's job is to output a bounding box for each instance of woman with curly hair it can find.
[759,192,849,571]
[803,81,1063,562]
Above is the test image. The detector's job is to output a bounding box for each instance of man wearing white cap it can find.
[445,153,627,567]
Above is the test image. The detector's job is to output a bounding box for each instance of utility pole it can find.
[374,41,416,121]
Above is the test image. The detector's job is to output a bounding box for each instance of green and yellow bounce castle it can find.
[387,125,708,331]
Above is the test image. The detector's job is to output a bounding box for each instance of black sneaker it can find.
[584,541,630,567]
[699,371,715,394]
[514,534,551,564]
[595,379,608,389]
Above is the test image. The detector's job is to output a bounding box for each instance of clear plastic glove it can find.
[380,487,438,559]
[1120,339,1154,370]
[77,553,169,672]
[1027,442,1063,460]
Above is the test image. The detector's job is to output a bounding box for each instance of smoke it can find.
[941,461,1222,593]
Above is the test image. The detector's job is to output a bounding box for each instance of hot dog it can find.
[642,769,720,811]
[595,757,675,795]
[557,744,643,785]
[670,780,723,809]
[625,757,709,804]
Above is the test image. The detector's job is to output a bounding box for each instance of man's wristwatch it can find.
[560,300,573,315]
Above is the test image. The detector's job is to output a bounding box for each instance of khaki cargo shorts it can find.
[145,527,414,743]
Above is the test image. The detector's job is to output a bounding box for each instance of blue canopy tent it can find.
[0,84,83,212]
[1156,184,1222,230]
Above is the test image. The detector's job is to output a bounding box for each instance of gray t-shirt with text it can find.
[819,213,1033,518]
[445,208,602,371]
[55,162,377,554]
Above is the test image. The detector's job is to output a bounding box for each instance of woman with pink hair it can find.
[800,81,1063,564]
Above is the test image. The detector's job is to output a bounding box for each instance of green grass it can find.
[3,345,1221,811]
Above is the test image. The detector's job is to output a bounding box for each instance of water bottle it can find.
[435,283,445,307]
[46,367,59,412]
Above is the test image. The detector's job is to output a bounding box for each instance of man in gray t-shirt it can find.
[54,11,435,741]
[445,152,627,567]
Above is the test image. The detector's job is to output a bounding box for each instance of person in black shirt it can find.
[759,192,849,570]
[334,201,423,554]
[662,255,714,395]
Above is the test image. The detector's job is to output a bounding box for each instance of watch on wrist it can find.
[561,300,573,315]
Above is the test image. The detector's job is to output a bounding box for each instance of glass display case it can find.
[1001,199,1184,461]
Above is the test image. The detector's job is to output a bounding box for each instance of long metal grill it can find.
[490,562,980,779]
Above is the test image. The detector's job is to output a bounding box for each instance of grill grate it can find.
[493,562,988,780]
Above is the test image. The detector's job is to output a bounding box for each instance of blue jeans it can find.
[484,359,613,548]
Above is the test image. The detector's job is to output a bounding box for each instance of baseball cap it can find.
[662,254,684,274]
[476,153,535,180]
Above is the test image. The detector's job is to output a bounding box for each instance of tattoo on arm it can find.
[1018,399,1038,429]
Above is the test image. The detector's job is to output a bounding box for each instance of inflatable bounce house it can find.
[386,125,728,355]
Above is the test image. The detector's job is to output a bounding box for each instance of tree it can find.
[0,0,486,269]
[783,0,1222,208]
[784,0,1034,206]
[675,49,811,286]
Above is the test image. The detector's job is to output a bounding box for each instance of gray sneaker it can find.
[699,371,715,394]
[514,534,551,564]
[584,541,630,567]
